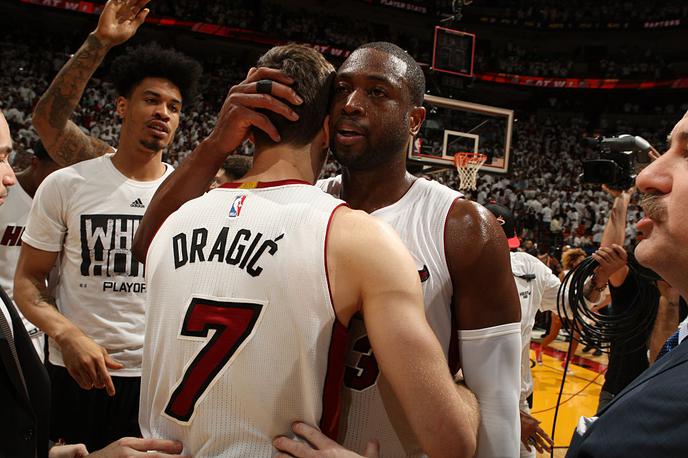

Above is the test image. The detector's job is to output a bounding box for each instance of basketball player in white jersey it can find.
[0,141,59,360]
[314,42,520,458]
[138,44,478,457]
[134,42,520,457]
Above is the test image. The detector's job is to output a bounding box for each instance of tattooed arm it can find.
[32,0,151,166]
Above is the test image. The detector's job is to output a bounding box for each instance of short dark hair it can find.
[253,44,335,148]
[222,155,252,181]
[110,43,202,103]
[355,42,425,106]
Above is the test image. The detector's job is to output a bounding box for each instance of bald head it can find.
[352,42,425,106]
[0,111,15,202]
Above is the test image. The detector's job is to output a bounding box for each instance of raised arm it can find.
[132,67,302,262]
[32,0,150,166]
[445,199,522,458]
[330,210,478,458]
[598,185,633,286]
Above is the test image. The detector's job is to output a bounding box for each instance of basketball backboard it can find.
[408,95,514,174]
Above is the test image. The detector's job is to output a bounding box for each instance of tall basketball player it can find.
[318,42,521,457]
[138,45,478,457]
[134,42,521,458]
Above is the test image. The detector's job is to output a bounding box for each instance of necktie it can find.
[656,329,680,361]
[0,305,29,396]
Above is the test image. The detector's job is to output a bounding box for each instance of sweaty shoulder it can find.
[445,199,505,263]
[446,199,521,327]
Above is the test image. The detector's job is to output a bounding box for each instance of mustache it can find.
[640,192,667,222]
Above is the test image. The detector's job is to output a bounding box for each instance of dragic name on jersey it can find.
[171,226,284,277]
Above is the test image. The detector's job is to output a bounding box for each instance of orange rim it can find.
[453,152,487,167]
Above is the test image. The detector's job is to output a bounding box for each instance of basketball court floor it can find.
[530,336,608,458]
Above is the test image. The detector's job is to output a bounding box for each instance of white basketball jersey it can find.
[0,181,32,301]
[140,180,348,457]
[0,181,44,358]
[318,176,461,457]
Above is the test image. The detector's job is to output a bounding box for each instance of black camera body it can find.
[581,135,652,190]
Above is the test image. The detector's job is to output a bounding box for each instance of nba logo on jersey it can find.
[229,195,246,218]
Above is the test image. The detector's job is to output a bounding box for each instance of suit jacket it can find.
[0,287,50,458]
[566,338,688,457]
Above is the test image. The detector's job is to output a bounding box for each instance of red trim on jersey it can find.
[218,179,311,189]
[324,203,349,318]
[319,202,350,438]
[320,319,348,439]
[444,196,465,374]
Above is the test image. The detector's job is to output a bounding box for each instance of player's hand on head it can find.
[203,67,304,156]
[273,422,379,458]
[93,0,151,47]
[87,437,188,457]
[59,331,123,396]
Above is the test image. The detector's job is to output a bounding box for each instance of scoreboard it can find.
[432,26,476,77]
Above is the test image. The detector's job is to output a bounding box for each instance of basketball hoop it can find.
[453,152,487,191]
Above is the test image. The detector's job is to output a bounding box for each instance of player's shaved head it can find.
[354,42,425,106]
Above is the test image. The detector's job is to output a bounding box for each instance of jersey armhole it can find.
[444,196,465,374]
[324,203,349,327]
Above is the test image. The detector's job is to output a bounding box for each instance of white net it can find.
[454,153,487,191]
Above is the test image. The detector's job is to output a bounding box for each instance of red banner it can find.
[18,0,688,88]
[20,0,103,13]
[475,72,688,90]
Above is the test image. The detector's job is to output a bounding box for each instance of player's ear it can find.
[409,106,426,137]
[115,96,127,120]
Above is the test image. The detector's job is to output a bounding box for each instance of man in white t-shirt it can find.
[13,0,201,450]
[0,141,59,360]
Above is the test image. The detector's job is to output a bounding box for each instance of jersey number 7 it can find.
[164,297,264,423]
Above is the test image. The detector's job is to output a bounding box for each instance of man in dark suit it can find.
[0,109,54,457]
[0,110,187,457]
[566,112,688,457]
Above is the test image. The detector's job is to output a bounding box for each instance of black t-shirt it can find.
[602,269,659,395]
